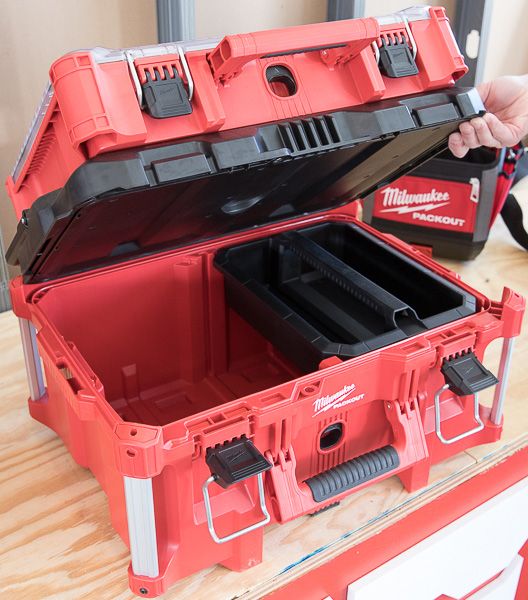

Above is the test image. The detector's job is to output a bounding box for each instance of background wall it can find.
[196,0,326,36]
[483,0,528,80]
[1,0,528,282]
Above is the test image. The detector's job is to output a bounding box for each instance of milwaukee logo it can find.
[313,384,365,417]
[379,186,450,215]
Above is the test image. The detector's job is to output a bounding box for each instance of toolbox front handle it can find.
[266,397,429,514]
[305,445,400,502]
[207,18,379,82]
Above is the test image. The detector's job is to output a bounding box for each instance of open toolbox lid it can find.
[5,6,484,283]
[7,86,484,283]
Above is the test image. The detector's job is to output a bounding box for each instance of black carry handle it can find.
[498,144,528,251]
[501,193,528,251]
[305,445,400,502]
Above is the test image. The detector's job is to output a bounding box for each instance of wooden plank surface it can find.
[0,208,527,600]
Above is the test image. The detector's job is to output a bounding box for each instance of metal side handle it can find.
[434,384,484,445]
[202,472,270,544]
[202,437,272,544]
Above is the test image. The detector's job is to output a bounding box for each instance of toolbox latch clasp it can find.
[126,46,194,118]
[378,37,418,78]
[202,437,272,544]
[141,66,192,118]
[441,351,498,397]
[434,351,499,445]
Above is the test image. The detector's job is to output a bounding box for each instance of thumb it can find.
[484,112,524,146]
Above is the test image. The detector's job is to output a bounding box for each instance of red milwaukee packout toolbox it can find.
[5,6,525,597]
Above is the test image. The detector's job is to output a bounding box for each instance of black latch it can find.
[205,437,272,489]
[142,66,192,119]
[379,38,419,78]
[441,351,499,396]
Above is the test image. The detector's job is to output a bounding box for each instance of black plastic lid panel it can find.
[7,88,484,283]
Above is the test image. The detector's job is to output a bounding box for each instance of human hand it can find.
[448,75,528,158]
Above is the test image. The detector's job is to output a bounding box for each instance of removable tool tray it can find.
[215,222,476,371]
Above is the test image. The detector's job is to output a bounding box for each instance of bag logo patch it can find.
[373,176,481,233]
[378,186,451,215]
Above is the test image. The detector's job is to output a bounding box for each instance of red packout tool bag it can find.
[5,6,525,597]
[362,143,527,260]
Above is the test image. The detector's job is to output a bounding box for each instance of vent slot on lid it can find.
[280,116,341,152]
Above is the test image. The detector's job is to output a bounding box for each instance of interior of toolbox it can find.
[34,247,302,426]
[33,217,478,427]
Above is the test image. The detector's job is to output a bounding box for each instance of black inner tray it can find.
[214,223,476,371]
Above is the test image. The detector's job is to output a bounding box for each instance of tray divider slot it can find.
[274,231,423,329]
[280,278,374,342]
